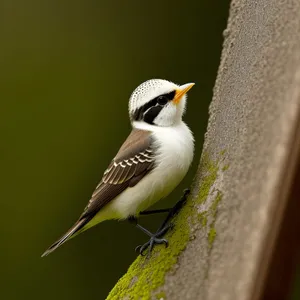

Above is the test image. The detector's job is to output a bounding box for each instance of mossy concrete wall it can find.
[107,0,300,299]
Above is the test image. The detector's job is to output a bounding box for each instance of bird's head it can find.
[129,79,194,127]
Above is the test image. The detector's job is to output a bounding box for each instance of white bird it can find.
[42,79,195,257]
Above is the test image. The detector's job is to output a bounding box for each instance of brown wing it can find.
[41,129,156,257]
[80,129,156,220]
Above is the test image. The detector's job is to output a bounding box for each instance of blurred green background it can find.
[0,1,230,299]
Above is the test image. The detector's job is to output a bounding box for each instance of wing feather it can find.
[81,129,156,220]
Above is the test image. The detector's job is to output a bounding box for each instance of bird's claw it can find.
[135,223,173,257]
[136,237,169,257]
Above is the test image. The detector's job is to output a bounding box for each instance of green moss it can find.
[219,149,226,156]
[155,291,166,299]
[207,191,223,248]
[208,227,217,247]
[222,164,230,171]
[197,212,207,227]
[211,191,222,217]
[196,153,219,206]
[106,152,224,300]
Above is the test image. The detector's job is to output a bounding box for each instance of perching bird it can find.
[42,79,194,257]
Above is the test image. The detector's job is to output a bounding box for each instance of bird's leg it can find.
[139,208,171,215]
[139,188,191,217]
[128,216,170,255]
[134,188,190,257]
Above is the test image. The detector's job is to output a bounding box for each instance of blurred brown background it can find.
[6,1,297,299]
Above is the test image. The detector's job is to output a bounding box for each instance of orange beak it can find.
[173,83,195,105]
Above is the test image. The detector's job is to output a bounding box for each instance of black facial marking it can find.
[132,98,157,121]
[143,106,164,124]
[132,90,176,124]
[165,90,176,101]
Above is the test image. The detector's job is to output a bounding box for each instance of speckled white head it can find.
[129,79,194,127]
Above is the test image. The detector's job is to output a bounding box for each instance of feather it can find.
[41,218,89,257]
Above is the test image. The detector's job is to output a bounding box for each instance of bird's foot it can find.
[133,188,190,257]
[135,223,174,257]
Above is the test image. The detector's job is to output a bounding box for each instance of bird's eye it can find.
[157,96,168,105]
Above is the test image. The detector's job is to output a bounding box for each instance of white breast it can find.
[90,121,194,225]
[150,122,194,203]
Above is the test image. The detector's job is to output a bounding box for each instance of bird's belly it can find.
[84,167,188,229]
[111,165,188,218]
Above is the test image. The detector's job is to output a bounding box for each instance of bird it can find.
[42,79,195,257]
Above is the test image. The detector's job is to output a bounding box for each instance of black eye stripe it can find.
[164,90,176,100]
[132,98,157,121]
[132,90,176,122]
[143,106,164,124]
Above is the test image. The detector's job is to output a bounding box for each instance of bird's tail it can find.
[41,218,88,257]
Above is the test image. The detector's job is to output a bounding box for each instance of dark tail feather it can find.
[41,218,88,257]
